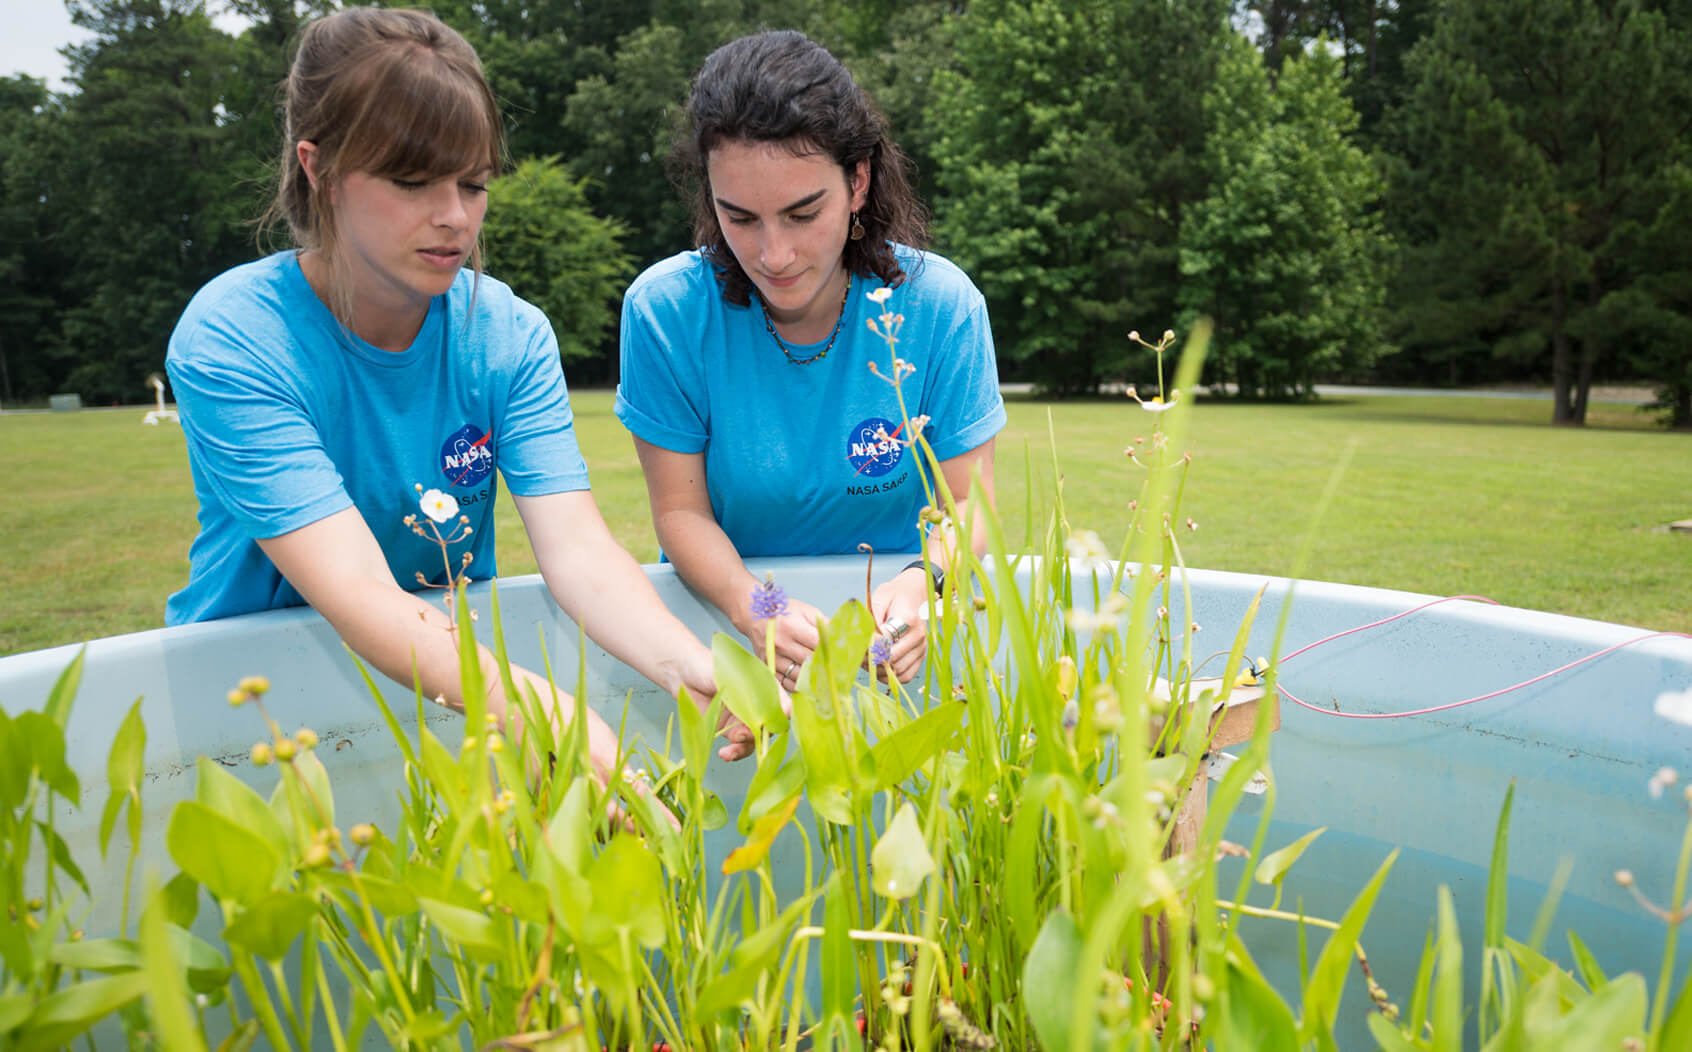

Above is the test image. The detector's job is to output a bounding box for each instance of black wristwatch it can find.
[903,558,945,594]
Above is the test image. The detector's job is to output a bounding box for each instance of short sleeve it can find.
[168,345,352,540]
[495,306,592,496]
[615,273,710,454]
[923,296,1007,462]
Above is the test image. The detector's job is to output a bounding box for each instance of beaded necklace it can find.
[757,272,852,365]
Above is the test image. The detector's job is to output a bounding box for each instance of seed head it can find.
[251,742,274,766]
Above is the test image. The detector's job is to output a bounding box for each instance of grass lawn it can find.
[4,391,1687,656]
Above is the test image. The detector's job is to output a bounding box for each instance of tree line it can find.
[2,0,1688,426]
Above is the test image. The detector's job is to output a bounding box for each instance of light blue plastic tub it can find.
[2,556,1689,1047]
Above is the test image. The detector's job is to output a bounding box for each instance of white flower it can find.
[1654,687,1692,728]
[867,287,893,304]
[1064,528,1111,566]
[419,488,459,524]
[1649,767,1679,799]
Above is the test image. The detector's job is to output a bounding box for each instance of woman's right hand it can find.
[743,598,824,693]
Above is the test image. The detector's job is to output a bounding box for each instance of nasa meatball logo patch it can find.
[845,417,905,479]
[440,423,494,487]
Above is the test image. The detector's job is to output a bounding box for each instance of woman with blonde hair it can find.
[166,7,750,775]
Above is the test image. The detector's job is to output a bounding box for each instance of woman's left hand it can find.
[869,567,932,683]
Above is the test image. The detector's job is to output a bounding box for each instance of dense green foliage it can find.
[0,0,1688,423]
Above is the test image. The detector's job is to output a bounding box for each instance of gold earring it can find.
[850,212,865,241]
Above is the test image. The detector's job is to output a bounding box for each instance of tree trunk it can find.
[1367,0,1378,78]
[1550,277,1578,425]
[1674,387,1692,430]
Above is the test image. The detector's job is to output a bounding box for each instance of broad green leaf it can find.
[788,690,854,825]
[491,870,549,926]
[223,891,318,962]
[1023,910,1084,1052]
[1220,955,1300,1052]
[545,778,594,876]
[195,757,287,848]
[1301,849,1398,1042]
[0,991,32,1033]
[418,897,508,961]
[699,791,729,830]
[22,971,148,1037]
[1531,972,1645,1048]
[724,794,801,875]
[161,872,200,928]
[871,802,936,900]
[1366,1012,1421,1052]
[141,890,210,1052]
[1504,938,1584,1006]
[1254,827,1328,887]
[343,872,419,918]
[48,937,140,972]
[16,712,78,805]
[711,633,789,736]
[99,699,146,857]
[806,600,876,699]
[585,834,667,950]
[166,800,279,907]
[868,699,966,790]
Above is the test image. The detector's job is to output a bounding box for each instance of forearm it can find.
[653,506,765,637]
[311,581,621,770]
[541,524,714,696]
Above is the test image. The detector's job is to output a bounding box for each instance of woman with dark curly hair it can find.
[616,29,1005,686]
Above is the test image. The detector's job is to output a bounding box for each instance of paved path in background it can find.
[999,382,1656,405]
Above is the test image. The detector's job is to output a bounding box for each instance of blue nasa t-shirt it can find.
[165,251,591,624]
[615,246,1006,557]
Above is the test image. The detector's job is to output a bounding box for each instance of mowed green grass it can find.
[4,392,1687,656]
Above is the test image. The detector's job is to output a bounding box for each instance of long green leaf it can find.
[42,647,85,730]
[98,698,146,857]
[1300,849,1398,1041]
[141,889,210,1052]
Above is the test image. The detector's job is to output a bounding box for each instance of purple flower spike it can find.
[1061,699,1080,732]
[750,574,790,620]
[869,636,893,666]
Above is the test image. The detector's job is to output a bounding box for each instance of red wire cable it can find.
[1270,594,1692,720]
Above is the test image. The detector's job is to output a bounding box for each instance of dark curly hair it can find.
[670,29,928,307]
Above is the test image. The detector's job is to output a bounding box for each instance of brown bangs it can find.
[328,44,502,181]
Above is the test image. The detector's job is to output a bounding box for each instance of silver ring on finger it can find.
[784,660,798,681]
[883,617,910,644]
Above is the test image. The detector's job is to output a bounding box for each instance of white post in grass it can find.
[142,374,178,425]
